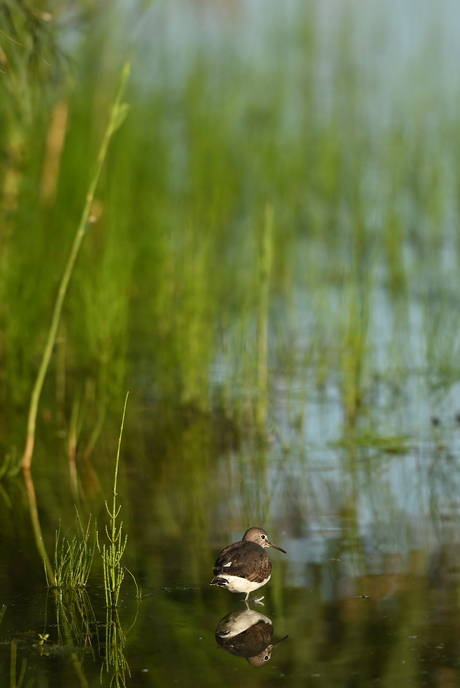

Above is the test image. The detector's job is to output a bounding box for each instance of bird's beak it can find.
[267,540,286,554]
[271,634,289,650]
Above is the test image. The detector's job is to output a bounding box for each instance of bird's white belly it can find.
[221,573,271,594]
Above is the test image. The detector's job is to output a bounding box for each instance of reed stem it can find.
[98,392,129,609]
[20,62,131,473]
[256,204,274,434]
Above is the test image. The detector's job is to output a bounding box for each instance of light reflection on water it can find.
[4,565,460,686]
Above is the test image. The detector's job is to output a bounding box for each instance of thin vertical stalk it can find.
[256,204,274,433]
[23,467,55,583]
[20,62,131,474]
[98,392,129,609]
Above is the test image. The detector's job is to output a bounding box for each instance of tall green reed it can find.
[97,393,130,609]
[53,512,95,589]
[256,205,274,435]
[19,62,131,474]
[1,0,459,489]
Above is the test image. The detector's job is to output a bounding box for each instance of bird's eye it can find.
[261,534,266,539]
[264,655,269,661]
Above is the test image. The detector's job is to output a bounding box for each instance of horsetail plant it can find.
[97,393,129,608]
[53,511,95,589]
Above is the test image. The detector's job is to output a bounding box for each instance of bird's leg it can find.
[252,595,265,605]
[242,595,265,606]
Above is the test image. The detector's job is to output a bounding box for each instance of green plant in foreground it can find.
[97,393,129,609]
[19,61,131,474]
[53,511,95,589]
[97,393,132,687]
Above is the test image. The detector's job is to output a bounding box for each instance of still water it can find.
[2,356,460,687]
[2,507,460,687]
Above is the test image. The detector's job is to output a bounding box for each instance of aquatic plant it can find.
[9,640,28,688]
[97,394,129,609]
[19,62,131,474]
[53,511,95,589]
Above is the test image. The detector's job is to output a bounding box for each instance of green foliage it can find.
[1,1,460,470]
[53,512,95,588]
[18,61,130,472]
[97,394,129,609]
[0,0,67,128]
[0,53,457,650]
[2,4,460,686]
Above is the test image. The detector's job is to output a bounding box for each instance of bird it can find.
[210,526,286,601]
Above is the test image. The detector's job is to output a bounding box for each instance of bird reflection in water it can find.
[215,608,288,667]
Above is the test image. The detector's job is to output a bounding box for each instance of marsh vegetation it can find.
[1,0,460,686]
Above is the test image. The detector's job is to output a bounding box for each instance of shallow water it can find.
[3,384,460,687]
[3,527,460,687]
